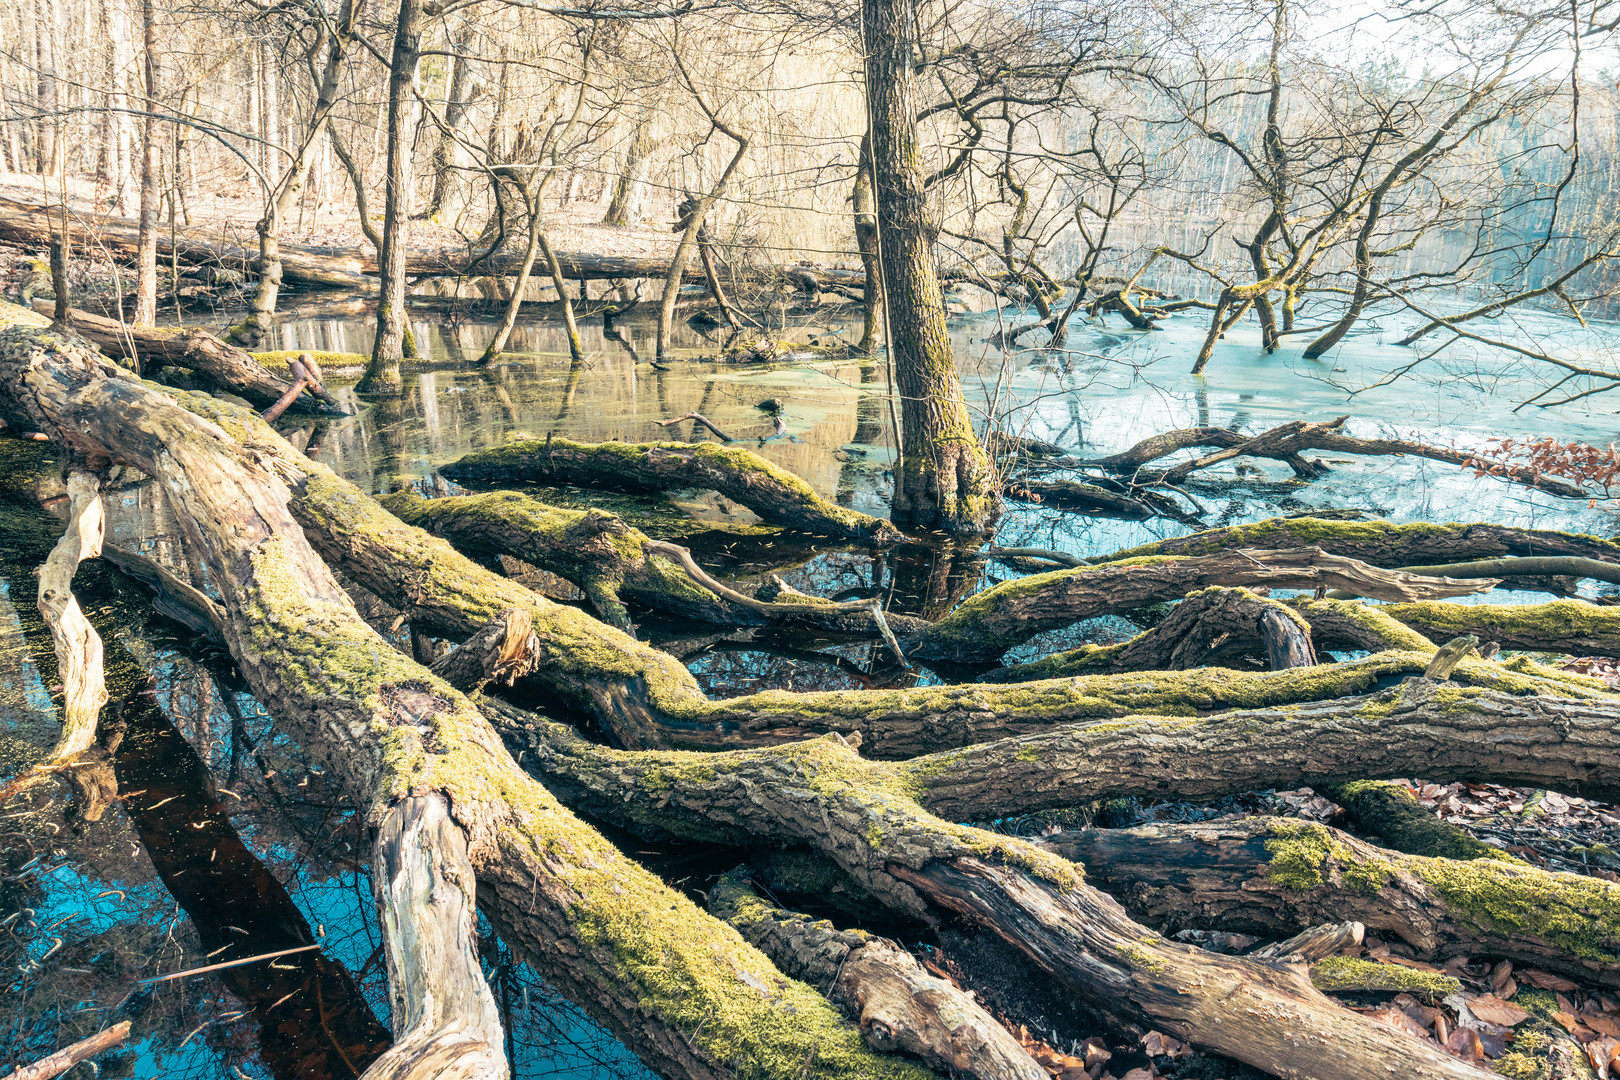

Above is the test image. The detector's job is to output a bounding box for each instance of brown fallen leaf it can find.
[1553,1011,1583,1034]
[1589,1014,1620,1039]
[1522,970,1581,992]
[1467,993,1533,1027]
[1083,1039,1112,1070]
[1585,1035,1619,1076]
[1370,1005,1433,1040]
[1119,1070,1156,1080]
[1447,1026,1487,1063]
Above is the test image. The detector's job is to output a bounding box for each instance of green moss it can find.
[1325,780,1523,864]
[1411,857,1620,963]
[1309,956,1460,997]
[1264,821,1392,894]
[0,299,49,331]
[1386,599,1620,657]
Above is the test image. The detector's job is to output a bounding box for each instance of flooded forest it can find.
[5,0,1620,1077]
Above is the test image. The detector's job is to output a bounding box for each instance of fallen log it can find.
[0,326,934,1080]
[0,195,372,290]
[380,490,924,641]
[36,468,106,761]
[903,547,1498,663]
[709,869,1048,1080]
[441,437,903,544]
[1099,516,1620,566]
[1045,816,1620,987]
[36,303,345,413]
[9,1022,131,1080]
[1093,418,1593,499]
[520,720,1495,1080]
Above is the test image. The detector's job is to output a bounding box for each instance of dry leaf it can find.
[1120,1070,1156,1080]
[1490,960,1514,994]
[1590,1015,1620,1039]
[1447,1026,1487,1063]
[1522,970,1581,992]
[1466,994,1532,1027]
[1370,1006,1432,1040]
[1586,1036,1620,1076]
[1084,1040,1112,1070]
[1553,1011,1583,1034]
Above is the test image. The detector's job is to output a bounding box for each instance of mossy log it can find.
[1101,516,1620,566]
[440,437,902,544]
[903,547,1498,663]
[1045,817,1620,986]
[897,675,1620,821]
[1380,598,1620,657]
[709,870,1047,1080]
[0,326,936,1080]
[41,303,345,414]
[517,720,1492,1080]
[1322,779,1517,862]
[380,490,926,639]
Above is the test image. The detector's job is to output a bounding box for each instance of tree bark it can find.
[1046,816,1620,987]
[133,0,158,326]
[522,721,1494,1080]
[441,437,902,543]
[362,0,424,395]
[863,0,998,534]
[903,547,1498,663]
[0,325,932,1080]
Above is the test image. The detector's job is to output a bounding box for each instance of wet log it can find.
[37,468,106,760]
[440,437,903,544]
[1099,515,1620,566]
[710,869,1047,1080]
[1321,779,1516,863]
[1044,816,1620,987]
[903,546,1499,663]
[10,1022,131,1080]
[0,326,932,1080]
[37,303,344,413]
[521,721,1492,1080]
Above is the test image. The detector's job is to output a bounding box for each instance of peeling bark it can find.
[710,870,1047,1080]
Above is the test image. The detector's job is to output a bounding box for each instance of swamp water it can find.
[0,294,1616,1078]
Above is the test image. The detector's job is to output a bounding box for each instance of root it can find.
[1046,816,1620,987]
[440,436,902,544]
[37,468,106,761]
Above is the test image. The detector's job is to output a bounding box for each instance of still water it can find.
[0,290,1615,1078]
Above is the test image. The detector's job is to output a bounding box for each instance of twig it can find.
[137,943,320,985]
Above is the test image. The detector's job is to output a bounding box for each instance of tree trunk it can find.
[862,0,997,534]
[853,134,883,354]
[0,325,931,1080]
[362,0,424,395]
[132,0,158,327]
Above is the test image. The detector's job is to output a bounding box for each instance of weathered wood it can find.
[523,721,1492,1080]
[441,437,902,544]
[364,794,505,1080]
[1044,816,1620,986]
[1424,635,1480,679]
[36,302,344,413]
[428,608,539,691]
[1260,607,1318,669]
[1250,921,1364,961]
[9,1022,131,1080]
[37,469,106,760]
[904,546,1499,663]
[710,870,1047,1080]
[0,325,932,1080]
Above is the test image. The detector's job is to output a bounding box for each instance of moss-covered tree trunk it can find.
[862,0,998,535]
[360,0,423,396]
